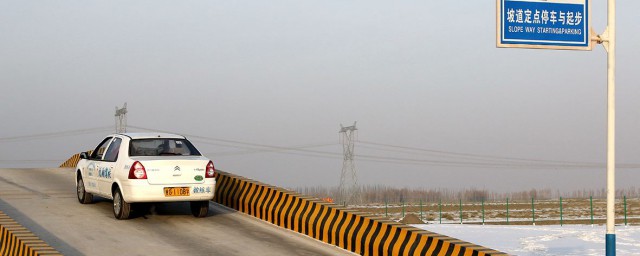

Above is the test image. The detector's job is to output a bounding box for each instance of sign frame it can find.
[496,0,592,50]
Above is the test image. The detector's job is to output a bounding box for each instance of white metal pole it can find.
[606,0,616,255]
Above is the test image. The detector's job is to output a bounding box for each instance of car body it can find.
[75,133,215,219]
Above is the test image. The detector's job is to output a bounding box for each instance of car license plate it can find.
[164,187,190,197]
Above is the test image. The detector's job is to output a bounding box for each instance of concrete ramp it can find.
[60,153,508,255]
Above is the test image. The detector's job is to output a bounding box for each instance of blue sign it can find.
[497,0,590,50]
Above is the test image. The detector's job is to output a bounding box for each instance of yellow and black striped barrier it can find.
[214,171,508,256]
[59,153,82,168]
[59,151,92,168]
[0,211,61,256]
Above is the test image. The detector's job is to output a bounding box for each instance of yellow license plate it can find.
[164,187,190,197]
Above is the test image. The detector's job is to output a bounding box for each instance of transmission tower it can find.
[115,103,128,133]
[338,122,359,205]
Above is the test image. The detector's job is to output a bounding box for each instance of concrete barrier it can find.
[60,151,92,168]
[0,211,61,256]
[59,153,82,168]
[214,171,508,256]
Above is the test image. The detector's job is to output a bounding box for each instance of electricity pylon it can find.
[338,122,359,205]
[115,103,128,133]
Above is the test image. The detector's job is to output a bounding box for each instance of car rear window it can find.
[129,138,202,156]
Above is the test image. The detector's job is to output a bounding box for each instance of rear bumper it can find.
[121,180,215,203]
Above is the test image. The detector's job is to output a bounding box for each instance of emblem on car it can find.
[174,166,181,171]
[173,166,182,176]
[194,175,203,181]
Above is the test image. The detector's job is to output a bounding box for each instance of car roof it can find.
[115,133,187,140]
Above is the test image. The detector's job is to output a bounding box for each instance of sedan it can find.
[75,133,215,219]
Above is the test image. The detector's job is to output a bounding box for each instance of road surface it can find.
[0,168,353,256]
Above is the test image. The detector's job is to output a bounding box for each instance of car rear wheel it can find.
[190,201,209,218]
[76,176,93,204]
[113,188,132,220]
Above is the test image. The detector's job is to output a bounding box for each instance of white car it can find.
[75,133,216,219]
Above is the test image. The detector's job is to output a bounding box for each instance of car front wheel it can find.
[76,176,93,204]
[113,188,132,220]
[190,201,209,218]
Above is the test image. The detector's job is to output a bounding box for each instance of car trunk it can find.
[133,157,209,185]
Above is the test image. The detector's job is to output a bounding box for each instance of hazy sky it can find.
[1,1,639,193]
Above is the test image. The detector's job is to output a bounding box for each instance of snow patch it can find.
[412,224,640,256]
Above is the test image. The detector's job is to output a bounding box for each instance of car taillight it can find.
[128,161,147,179]
[206,161,215,178]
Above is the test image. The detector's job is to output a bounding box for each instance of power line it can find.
[0,126,113,143]
[0,125,634,170]
[355,153,600,169]
[127,125,640,169]
[0,160,62,163]
[130,125,341,156]
[358,140,607,166]
[202,143,337,156]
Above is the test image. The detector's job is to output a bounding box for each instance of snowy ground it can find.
[412,224,640,256]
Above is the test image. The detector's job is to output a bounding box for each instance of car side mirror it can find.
[80,152,89,159]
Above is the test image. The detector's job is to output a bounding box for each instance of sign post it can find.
[497,0,616,255]
[594,1,617,254]
[604,0,616,255]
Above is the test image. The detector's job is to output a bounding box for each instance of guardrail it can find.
[0,211,61,256]
[214,171,507,256]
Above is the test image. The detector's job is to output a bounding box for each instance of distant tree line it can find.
[293,185,640,204]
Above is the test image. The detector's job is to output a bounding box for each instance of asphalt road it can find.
[0,168,353,256]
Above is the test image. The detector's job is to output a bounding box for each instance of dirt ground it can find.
[350,198,640,225]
